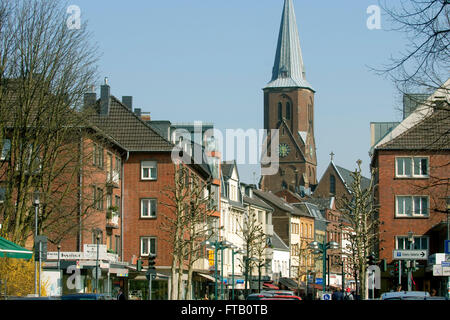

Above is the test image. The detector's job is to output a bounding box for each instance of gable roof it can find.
[272,232,289,251]
[253,189,310,217]
[335,164,371,192]
[221,160,239,180]
[243,194,274,212]
[375,108,450,151]
[88,96,174,152]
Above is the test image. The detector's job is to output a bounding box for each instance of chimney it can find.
[100,77,110,116]
[134,108,141,117]
[83,85,96,110]
[122,96,132,110]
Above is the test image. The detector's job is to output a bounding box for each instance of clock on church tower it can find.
[260,0,317,193]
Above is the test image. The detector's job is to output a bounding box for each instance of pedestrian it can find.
[396,285,403,292]
[117,288,126,301]
[332,288,344,300]
[344,288,354,300]
[430,288,437,296]
[237,290,245,300]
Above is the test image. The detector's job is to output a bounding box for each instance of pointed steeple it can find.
[265,0,313,91]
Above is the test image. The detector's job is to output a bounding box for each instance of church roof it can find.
[265,0,314,91]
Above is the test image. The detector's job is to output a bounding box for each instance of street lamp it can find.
[57,244,61,296]
[231,246,244,300]
[309,239,339,292]
[33,191,39,296]
[203,240,231,300]
[95,234,101,293]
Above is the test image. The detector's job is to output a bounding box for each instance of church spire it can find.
[265,0,313,91]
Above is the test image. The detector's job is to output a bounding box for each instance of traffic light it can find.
[148,254,156,272]
[137,259,143,272]
[367,253,376,266]
[394,261,399,278]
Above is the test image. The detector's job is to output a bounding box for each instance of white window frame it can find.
[395,156,429,178]
[141,160,157,180]
[141,198,157,218]
[395,195,429,217]
[395,236,429,250]
[140,236,156,257]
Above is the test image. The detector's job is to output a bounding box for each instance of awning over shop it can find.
[278,277,299,290]
[198,273,216,282]
[0,237,33,259]
[263,282,279,290]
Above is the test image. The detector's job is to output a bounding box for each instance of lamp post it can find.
[57,244,61,296]
[203,240,231,300]
[407,231,414,292]
[33,191,39,296]
[95,234,101,293]
[309,238,339,293]
[231,247,244,300]
[446,198,450,299]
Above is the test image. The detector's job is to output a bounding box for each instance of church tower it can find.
[260,0,317,194]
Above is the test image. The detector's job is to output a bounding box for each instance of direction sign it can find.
[393,250,428,260]
[445,240,450,255]
[433,265,450,276]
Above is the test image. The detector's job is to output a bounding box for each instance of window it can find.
[115,195,121,215]
[396,236,429,250]
[93,143,104,168]
[286,102,291,120]
[115,235,121,255]
[107,152,113,181]
[1,139,11,160]
[278,102,282,120]
[396,157,428,177]
[106,194,112,209]
[115,156,121,179]
[330,175,336,194]
[141,161,157,180]
[97,188,104,210]
[0,187,5,203]
[396,196,429,217]
[141,237,156,256]
[141,198,157,218]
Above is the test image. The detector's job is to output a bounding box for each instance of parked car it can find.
[260,295,302,301]
[9,295,60,300]
[380,291,431,300]
[260,290,295,296]
[246,292,276,300]
[60,293,111,300]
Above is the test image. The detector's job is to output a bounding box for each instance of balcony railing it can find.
[106,210,119,229]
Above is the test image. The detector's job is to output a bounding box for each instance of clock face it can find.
[279,143,290,158]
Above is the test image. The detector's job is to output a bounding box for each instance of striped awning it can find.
[0,237,33,259]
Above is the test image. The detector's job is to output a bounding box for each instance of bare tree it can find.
[159,164,214,300]
[377,0,449,93]
[336,160,379,299]
[237,209,265,296]
[0,0,99,245]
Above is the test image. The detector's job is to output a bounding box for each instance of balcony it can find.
[106,208,119,229]
[106,170,120,190]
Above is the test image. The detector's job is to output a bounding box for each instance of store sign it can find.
[208,250,215,267]
[47,252,83,260]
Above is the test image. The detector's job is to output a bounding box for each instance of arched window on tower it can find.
[286,102,291,120]
[278,102,282,121]
[330,174,336,195]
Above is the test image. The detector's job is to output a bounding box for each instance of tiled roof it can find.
[272,232,289,251]
[243,195,274,211]
[376,108,450,151]
[87,96,174,152]
[335,165,371,192]
[253,190,309,217]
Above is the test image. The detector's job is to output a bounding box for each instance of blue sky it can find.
[73,0,410,184]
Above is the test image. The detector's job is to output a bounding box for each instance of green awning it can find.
[0,236,33,259]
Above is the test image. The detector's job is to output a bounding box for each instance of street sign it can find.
[445,240,450,255]
[34,235,47,261]
[433,265,450,276]
[393,250,428,260]
[321,292,332,300]
[442,262,450,267]
[315,278,324,285]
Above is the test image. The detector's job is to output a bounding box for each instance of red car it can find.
[260,295,302,301]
